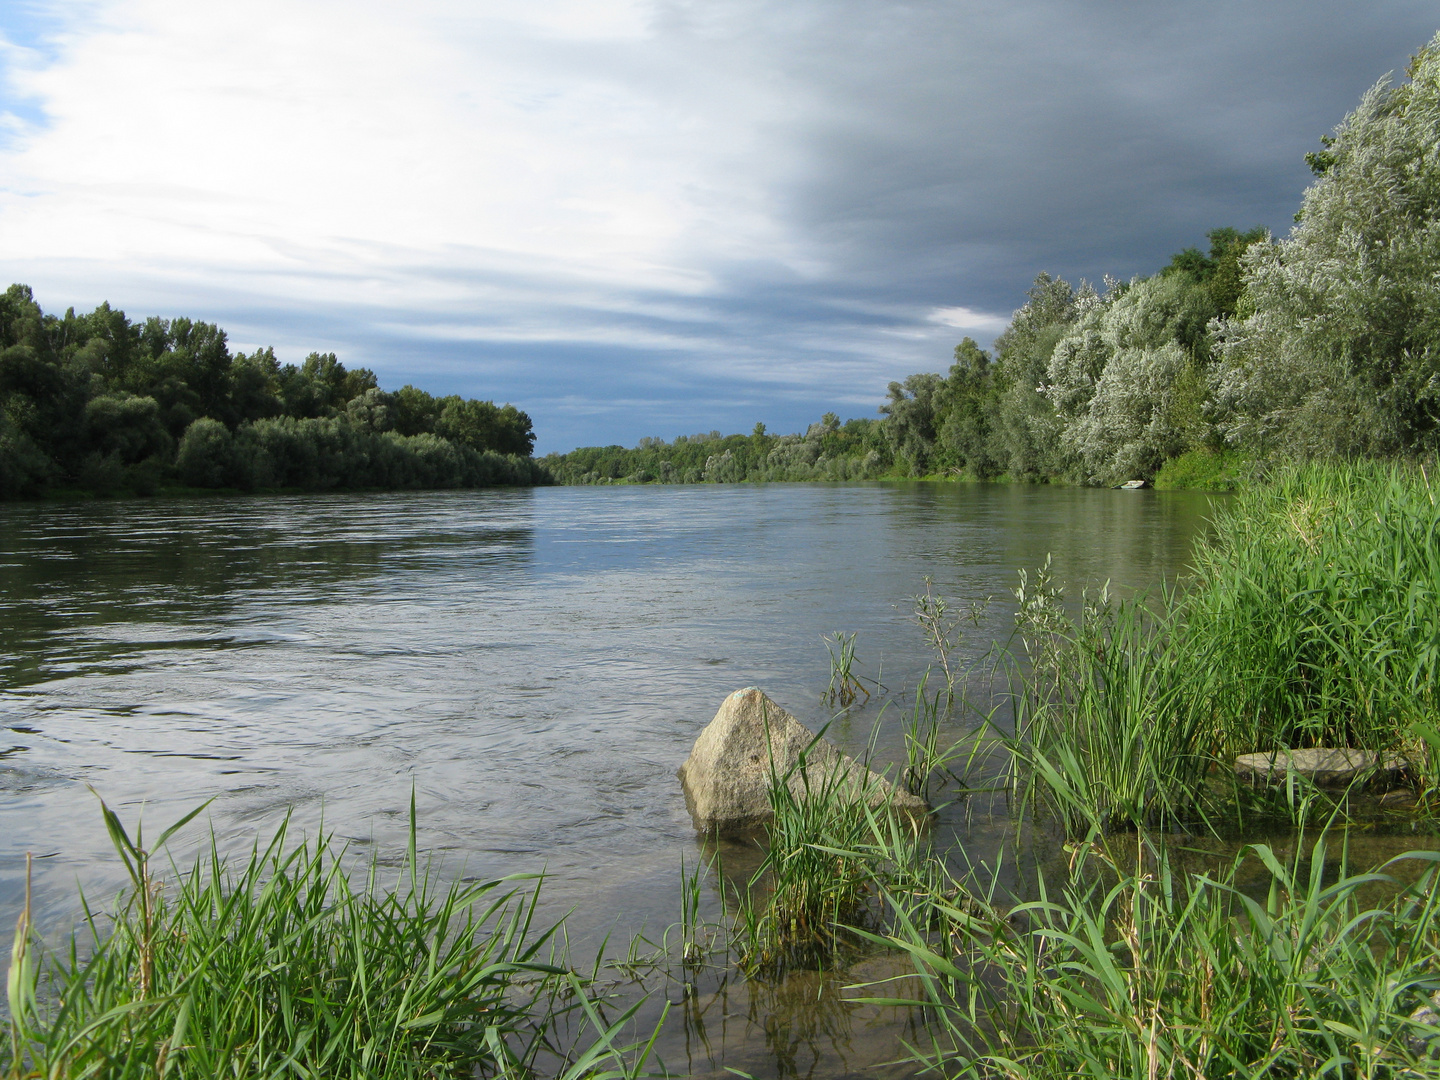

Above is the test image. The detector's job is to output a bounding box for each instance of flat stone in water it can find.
[1234,747,1406,787]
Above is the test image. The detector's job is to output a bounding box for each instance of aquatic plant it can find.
[857,827,1440,1078]
[1003,577,1210,833]
[821,631,869,707]
[675,851,725,971]
[1183,461,1440,776]
[908,579,988,701]
[900,673,986,804]
[999,461,1440,835]
[4,794,661,1080]
[731,750,881,976]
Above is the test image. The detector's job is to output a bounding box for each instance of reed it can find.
[731,743,881,977]
[909,579,988,702]
[856,826,1440,1078]
[5,794,661,1080]
[675,852,723,971]
[821,631,869,707]
[900,673,988,805]
[1000,461,1440,834]
[1003,581,1211,833]
[1183,461,1440,778]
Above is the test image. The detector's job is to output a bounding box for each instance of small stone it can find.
[1407,997,1440,1057]
[677,687,929,836]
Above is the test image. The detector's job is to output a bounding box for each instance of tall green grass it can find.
[821,631,869,707]
[1001,461,1440,835]
[1006,578,1210,833]
[1185,461,1440,764]
[857,827,1440,1078]
[5,795,662,1080]
[730,743,885,977]
[726,705,952,978]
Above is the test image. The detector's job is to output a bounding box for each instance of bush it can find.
[1153,448,1252,490]
[175,418,241,488]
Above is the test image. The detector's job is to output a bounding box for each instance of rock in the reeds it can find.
[1233,747,1406,787]
[677,687,929,836]
[1408,991,1440,1058]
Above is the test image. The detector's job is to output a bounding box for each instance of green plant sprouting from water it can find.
[1003,571,1214,834]
[993,463,1440,838]
[727,704,932,978]
[909,578,989,702]
[901,673,987,804]
[4,793,665,1080]
[821,630,870,706]
[853,826,1440,1079]
[676,851,723,971]
[732,751,880,975]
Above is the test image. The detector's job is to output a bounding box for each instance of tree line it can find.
[548,33,1440,489]
[0,288,542,498]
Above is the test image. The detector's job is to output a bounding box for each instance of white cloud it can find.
[926,306,1010,334]
[0,0,800,309]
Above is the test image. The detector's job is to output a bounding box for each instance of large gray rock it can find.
[677,687,929,835]
[1234,747,1407,787]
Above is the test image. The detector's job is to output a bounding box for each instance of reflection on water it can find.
[0,482,1223,1076]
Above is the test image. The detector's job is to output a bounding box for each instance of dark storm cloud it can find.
[674,0,1437,306]
[534,0,1438,446]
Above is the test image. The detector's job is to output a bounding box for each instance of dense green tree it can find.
[1161,227,1268,319]
[990,273,1089,480]
[933,337,1000,477]
[435,397,535,456]
[0,288,542,498]
[1047,274,1215,483]
[880,373,944,475]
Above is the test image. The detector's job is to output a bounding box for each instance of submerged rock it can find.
[1234,747,1406,787]
[677,687,928,836]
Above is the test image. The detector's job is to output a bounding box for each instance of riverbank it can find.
[545,440,1261,491]
[705,459,1440,1075]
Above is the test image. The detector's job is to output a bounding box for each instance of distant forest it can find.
[548,38,1440,490]
[0,286,544,498]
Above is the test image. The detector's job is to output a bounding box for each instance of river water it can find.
[0,482,1220,1076]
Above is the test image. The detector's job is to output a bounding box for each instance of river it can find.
[0,481,1220,1076]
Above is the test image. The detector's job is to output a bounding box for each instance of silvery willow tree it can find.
[1047,274,1214,485]
[1213,33,1440,458]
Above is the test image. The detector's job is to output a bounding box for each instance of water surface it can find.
[0,481,1220,1075]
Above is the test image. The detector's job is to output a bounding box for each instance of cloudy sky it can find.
[0,2,1435,452]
